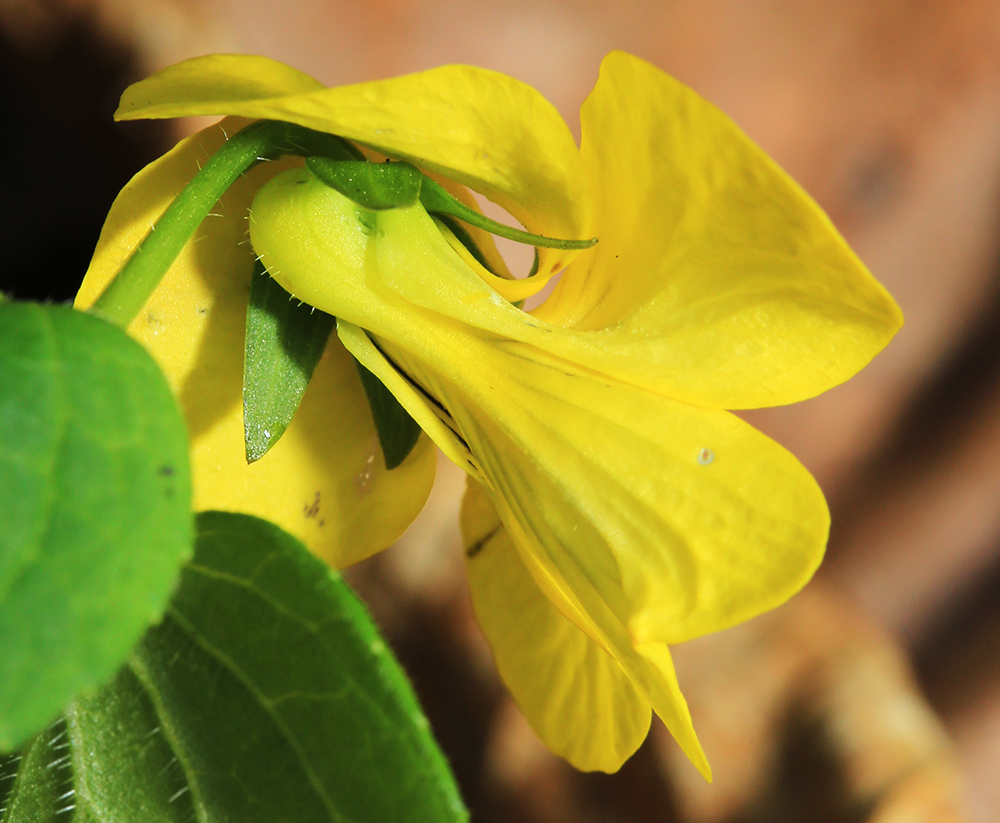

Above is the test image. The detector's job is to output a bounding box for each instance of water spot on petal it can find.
[697,448,714,466]
[354,439,379,496]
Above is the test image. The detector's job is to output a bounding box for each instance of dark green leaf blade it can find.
[354,360,423,469]
[0,303,192,751]
[66,664,194,823]
[243,264,336,462]
[17,512,466,823]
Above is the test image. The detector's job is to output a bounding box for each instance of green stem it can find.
[89,120,360,328]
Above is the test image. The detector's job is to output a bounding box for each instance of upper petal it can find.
[116,54,589,279]
[533,51,903,409]
[75,120,436,567]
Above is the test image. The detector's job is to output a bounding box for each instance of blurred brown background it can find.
[3,0,999,820]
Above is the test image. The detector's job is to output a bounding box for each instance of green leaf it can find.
[0,720,76,820]
[243,263,336,462]
[0,303,192,751]
[1,512,467,823]
[354,360,423,470]
[306,158,424,210]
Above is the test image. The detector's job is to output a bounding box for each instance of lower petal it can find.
[462,480,651,773]
[628,641,711,781]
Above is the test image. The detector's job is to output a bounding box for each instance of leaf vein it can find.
[165,606,354,823]
[127,651,211,823]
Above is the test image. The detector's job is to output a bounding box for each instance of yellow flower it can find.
[75,51,902,780]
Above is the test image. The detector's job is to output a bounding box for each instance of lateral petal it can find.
[461,480,651,773]
[533,51,903,409]
[74,120,436,567]
[115,54,588,279]
[397,342,830,649]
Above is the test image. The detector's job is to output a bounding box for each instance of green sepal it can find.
[305,155,596,251]
[354,359,422,470]
[0,302,192,751]
[243,262,336,463]
[306,157,424,210]
[419,176,598,250]
[1,512,468,823]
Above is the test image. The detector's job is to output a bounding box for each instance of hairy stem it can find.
[89,120,359,328]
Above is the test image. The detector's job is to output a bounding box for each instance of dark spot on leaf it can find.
[158,465,175,477]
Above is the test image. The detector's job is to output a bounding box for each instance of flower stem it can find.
[89,120,360,328]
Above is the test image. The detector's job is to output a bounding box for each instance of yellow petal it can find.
[435,218,556,304]
[74,120,436,567]
[117,54,326,103]
[445,354,830,647]
[115,54,589,280]
[629,641,711,781]
[248,177,829,641]
[248,169,552,336]
[533,51,903,409]
[472,448,710,782]
[336,320,478,479]
[461,479,651,773]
